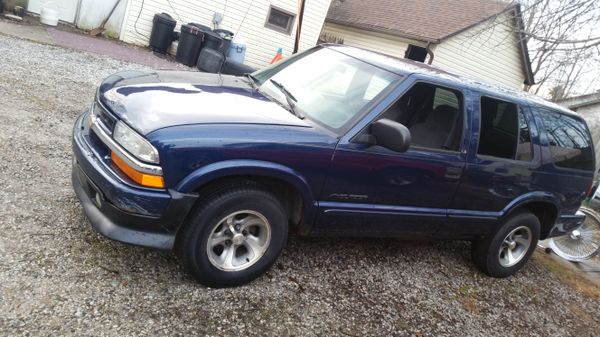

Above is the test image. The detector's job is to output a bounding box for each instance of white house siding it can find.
[121,0,331,69]
[77,0,127,39]
[28,0,79,23]
[432,13,526,89]
[577,104,600,167]
[321,22,416,59]
[323,13,526,90]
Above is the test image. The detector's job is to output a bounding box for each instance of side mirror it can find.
[368,118,411,152]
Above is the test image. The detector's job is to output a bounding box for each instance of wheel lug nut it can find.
[235,225,241,231]
[242,229,248,235]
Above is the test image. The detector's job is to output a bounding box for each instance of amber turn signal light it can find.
[111,152,165,188]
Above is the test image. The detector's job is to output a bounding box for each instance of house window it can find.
[265,6,295,34]
[405,45,428,62]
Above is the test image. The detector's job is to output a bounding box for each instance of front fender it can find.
[175,159,318,223]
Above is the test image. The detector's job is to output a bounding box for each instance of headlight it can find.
[113,121,160,164]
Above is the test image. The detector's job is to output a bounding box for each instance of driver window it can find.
[380,82,463,151]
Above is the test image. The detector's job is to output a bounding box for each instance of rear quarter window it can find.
[538,109,594,171]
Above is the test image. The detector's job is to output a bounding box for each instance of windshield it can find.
[251,47,402,132]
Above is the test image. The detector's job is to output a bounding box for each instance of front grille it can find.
[93,101,117,133]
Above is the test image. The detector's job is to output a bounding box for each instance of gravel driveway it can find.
[0,34,599,337]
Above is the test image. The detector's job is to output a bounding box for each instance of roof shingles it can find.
[326,0,511,42]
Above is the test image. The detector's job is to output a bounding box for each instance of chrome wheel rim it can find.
[498,226,532,267]
[548,207,600,262]
[206,210,271,272]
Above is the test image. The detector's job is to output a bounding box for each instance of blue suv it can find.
[72,45,595,287]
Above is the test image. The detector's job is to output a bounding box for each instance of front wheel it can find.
[472,211,540,278]
[177,187,288,287]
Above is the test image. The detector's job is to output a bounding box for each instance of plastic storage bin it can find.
[227,37,247,64]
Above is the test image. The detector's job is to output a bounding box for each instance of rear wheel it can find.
[177,187,288,287]
[472,211,540,278]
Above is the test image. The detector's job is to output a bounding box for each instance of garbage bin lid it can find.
[189,23,212,32]
[182,23,206,35]
[204,30,223,42]
[154,12,176,25]
[214,29,234,40]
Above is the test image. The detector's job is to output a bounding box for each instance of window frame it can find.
[409,83,465,153]
[264,6,296,35]
[515,109,534,162]
[475,95,535,164]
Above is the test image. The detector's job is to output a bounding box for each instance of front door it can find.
[315,81,468,236]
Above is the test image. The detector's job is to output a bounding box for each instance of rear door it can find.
[447,95,541,236]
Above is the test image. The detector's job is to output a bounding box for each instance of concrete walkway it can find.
[0,19,186,70]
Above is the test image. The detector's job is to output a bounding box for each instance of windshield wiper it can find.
[269,79,304,119]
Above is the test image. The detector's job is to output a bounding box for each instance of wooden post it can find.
[293,0,306,54]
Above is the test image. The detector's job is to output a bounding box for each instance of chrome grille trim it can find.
[90,113,163,176]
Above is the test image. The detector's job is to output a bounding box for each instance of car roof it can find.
[324,44,579,119]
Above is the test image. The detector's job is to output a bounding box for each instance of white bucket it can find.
[40,4,59,26]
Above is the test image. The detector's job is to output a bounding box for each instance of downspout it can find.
[426,42,434,65]
[293,0,306,54]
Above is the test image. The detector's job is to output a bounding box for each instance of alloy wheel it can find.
[206,210,272,272]
[498,225,532,267]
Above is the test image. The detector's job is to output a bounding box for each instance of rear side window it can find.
[478,97,532,161]
[538,109,594,171]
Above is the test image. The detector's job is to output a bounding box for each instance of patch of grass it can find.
[457,285,480,314]
[567,303,600,332]
[533,252,600,300]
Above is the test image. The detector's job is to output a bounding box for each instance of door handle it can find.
[444,167,463,180]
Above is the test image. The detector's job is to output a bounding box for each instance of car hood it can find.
[98,70,308,135]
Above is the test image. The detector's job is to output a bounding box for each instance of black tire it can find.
[177,187,288,287]
[472,211,540,278]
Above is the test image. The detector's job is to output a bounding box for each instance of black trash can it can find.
[190,23,212,32]
[202,31,223,52]
[176,23,206,67]
[197,48,225,73]
[214,29,234,54]
[149,13,176,54]
[221,58,256,76]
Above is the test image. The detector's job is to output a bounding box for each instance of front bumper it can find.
[71,111,197,250]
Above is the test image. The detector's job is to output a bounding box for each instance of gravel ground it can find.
[0,34,599,337]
